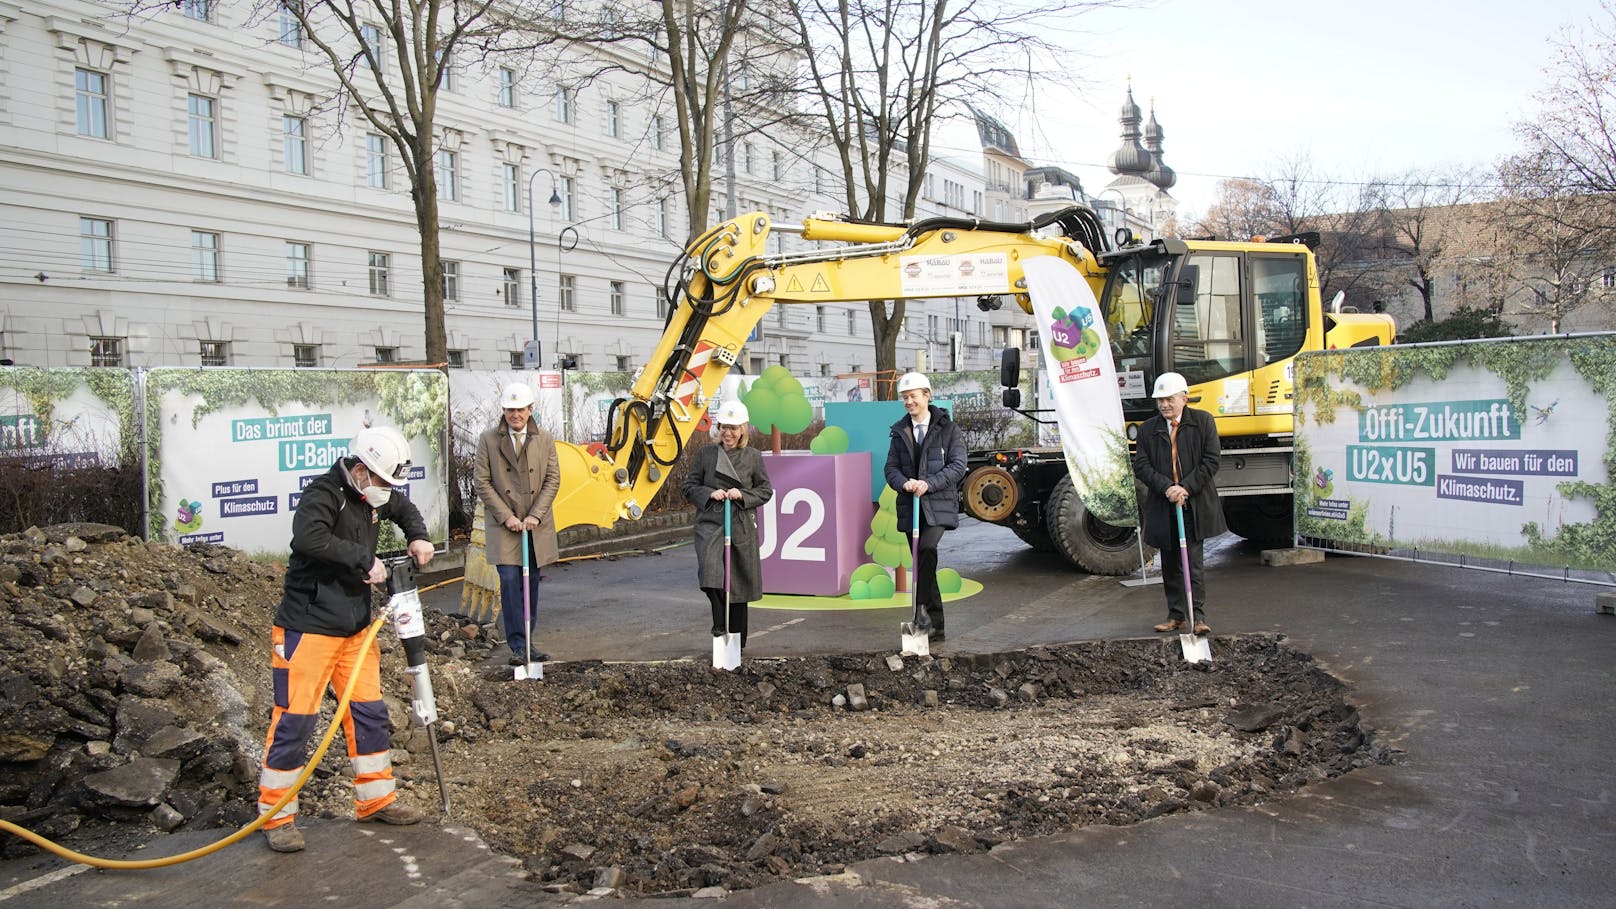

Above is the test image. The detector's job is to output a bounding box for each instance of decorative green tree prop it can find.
[860,485,913,594]
[809,425,850,454]
[741,365,813,454]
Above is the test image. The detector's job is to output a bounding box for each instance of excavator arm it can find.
[550,206,1111,531]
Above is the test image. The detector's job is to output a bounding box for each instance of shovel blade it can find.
[514,661,544,681]
[712,633,741,671]
[1178,633,1212,664]
[900,624,930,657]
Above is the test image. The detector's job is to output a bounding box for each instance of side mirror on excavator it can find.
[1174,264,1200,307]
[1000,347,1020,387]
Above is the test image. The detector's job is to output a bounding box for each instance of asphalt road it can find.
[3,520,1613,907]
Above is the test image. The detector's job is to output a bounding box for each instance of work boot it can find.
[359,802,424,825]
[263,823,305,853]
[1154,619,1184,633]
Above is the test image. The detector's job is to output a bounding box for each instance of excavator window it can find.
[1252,255,1307,365]
[1100,253,1168,395]
[1171,252,1247,385]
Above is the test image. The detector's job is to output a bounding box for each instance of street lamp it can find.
[527,167,562,368]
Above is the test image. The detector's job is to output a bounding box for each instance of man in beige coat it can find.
[474,382,561,664]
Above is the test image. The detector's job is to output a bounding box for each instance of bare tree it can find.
[1362,168,1481,324]
[1491,151,1616,332]
[784,0,1119,393]
[1516,0,1616,195]
[1184,177,1283,242]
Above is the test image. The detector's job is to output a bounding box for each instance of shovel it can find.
[712,497,742,671]
[514,527,544,681]
[899,495,930,657]
[1173,502,1212,664]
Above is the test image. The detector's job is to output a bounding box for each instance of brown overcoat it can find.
[474,417,561,568]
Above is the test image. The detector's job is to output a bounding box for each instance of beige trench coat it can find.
[473,418,561,568]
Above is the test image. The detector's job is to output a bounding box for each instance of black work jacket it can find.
[884,405,968,529]
[274,462,429,636]
[1131,406,1227,548]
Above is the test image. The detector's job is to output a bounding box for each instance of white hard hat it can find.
[714,400,749,426]
[500,382,536,409]
[350,426,411,486]
[1152,372,1189,398]
[897,371,931,394]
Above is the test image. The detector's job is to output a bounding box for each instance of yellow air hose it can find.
[0,614,388,869]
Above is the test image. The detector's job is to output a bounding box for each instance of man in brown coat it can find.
[474,382,561,664]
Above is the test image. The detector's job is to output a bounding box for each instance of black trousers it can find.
[912,523,947,630]
[702,587,748,645]
[1159,537,1207,622]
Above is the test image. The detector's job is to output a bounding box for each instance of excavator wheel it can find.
[1044,475,1153,576]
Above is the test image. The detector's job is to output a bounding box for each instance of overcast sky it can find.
[978,0,1604,219]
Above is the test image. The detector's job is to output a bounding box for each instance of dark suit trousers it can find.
[1159,536,1207,622]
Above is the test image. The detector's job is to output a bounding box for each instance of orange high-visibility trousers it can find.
[258,626,396,828]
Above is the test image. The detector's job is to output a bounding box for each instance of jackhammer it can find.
[385,557,450,816]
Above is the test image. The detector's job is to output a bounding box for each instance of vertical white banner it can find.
[1022,257,1138,526]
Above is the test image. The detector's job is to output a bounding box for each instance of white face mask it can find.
[361,485,392,507]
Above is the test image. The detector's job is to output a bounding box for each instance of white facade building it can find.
[0,1,1036,380]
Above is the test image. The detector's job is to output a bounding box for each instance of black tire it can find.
[1222,495,1294,546]
[1010,518,1057,553]
[1044,475,1154,575]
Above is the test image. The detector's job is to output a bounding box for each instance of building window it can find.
[368,252,390,296]
[293,344,319,367]
[89,337,123,367]
[502,163,520,212]
[820,363,831,377]
[278,6,303,47]
[447,349,467,369]
[656,289,668,319]
[80,217,114,272]
[616,355,632,371]
[779,354,791,370]
[199,340,229,366]
[360,24,384,71]
[374,346,397,364]
[182,0,213,22]
[775,306,786,327]
[772,150,783,181]
[847,310,856,334]
[502,267,521,307]
[651,115,664,151]
[365,134,390,189]
[749,356,764,374]
[188,94,217,158]
[192,231,221,282]
[743,142,754,175]
[1604,269,1615,290]
[557,175,574,220]
[1025,330,1039,351]
[605,100,620,137]
[609,280,625,315]
[435,149,458,202]
[509,350,524,369]
[75,69,110,139]
[992,325,1009,348]
[283,115,308,174]
[655,197,669,238]
[286,241,311,288]
[553,87,572,124]
[441,260,459,301]
[813,166,823,194]
[816,306,827,332]
[558,274,576,312]
[497,67,516,108]
[609,188,624,230]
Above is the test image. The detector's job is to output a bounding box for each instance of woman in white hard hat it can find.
[473,382,561,665]
[682,399,773,649]
[258,425,434,852]
[883,371,968,641]
[1131,372,1225,635]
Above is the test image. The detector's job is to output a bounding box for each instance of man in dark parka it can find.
[884,372,968,640]
[1131,371,1225,635]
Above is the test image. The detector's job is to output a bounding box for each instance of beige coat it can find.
[474,418,561,568]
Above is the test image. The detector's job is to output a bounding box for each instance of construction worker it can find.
[1132,371,1224,635]
[258,425,434,853]
[682,400,773,648]
[473,382,561,665]
[884,372,967,641]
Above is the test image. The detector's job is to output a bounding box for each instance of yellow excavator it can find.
[551,208,1394,574]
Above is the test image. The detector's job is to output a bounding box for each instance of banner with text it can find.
[1022,257,1137,526]
[1293,335,1615,572]
[148,368,448,554]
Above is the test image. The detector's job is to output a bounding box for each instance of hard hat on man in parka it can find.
[896,371,931,394]
[1152,372,1189,398]
[714,400,749,426]
[500,382,536,410]
[350,426,412,486]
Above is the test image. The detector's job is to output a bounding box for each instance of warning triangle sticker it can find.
[810,274,830,292]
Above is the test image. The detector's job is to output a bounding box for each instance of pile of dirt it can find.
[0,525,1392,898]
